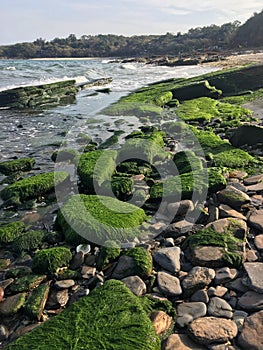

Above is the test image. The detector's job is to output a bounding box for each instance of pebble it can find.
[54,279,75,289]
[0,293,26,316]
[0,325,9,341]
[81,266,96,279]
[188,317,238,345]
[157,271,182,297]
[182,267,215,296]
[111,255,136,279]
[233,310,248,331]
[150,310,172,335]
[153,247,181,273]
[0,287,4,302]
[121,275,146,296]
[207,297,233,318]
[243,173,263,185]
[167,200,194,217]
[207,286,228,297]
[70,251,84,270]
[176,302,207,327]
[162,333,206,350]
[190,289,209,304]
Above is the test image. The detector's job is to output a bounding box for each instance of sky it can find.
[0,0,262,45]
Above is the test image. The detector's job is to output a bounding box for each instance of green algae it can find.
[0,222,26,244]
[5,266,32,279]
[32,247,72,274]
[5,280,160,350]
[77,150,117,192]
[1,171,69,203]
[56,194,148,245]
[97,240,121,270]
[99,134,119,149]
[24,283,50,321]
[0,158,35,176]
[102,102,162,117]
[125,247,152,278]
[11,230,45,254]
[102,176,133,199]
[9,275,46,293]
[173,150,203,174]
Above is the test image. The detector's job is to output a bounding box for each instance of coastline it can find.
[203,51,263,68]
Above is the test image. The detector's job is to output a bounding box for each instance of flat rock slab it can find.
[153,247,181,273]
[238,291,263,311]
[188,317,238,345]
[242,262,263,293]
[248,209,263,231]
[238,310,263,350]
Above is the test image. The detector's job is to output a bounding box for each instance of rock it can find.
[246,182,263,192]
[111,255,136,279]
[0,278,14,290]
[244,174,263,186]
[157,271,182,297]
[32,247,72,274]
[176,302,207,327]
[246,249,258,262]
[70,251,85,270]
[208,297,233,318]
[121,275,146,296]
[0,158,35,176]
[9,275,46,293]
[162,333,207,350]
[214,267,238,284]
[167,200,194,217]
[0,80,78,109]
[219,204,247,221]
[206,218,247,239]
[0,324,9,341]
[238,291,263,311]
[188,317,238,345]
[54,279,75,289]
[242,262,263,293]
[153,247,181,273]
[254,235,263,251]
[80,266,96,279]
[150,310,173,335]
[0,293,26,316]
[46,289,69,309]
[229,171,248,180]
[217,186,251,209]
[0,287,4,302]
[163,221,193,238]
[188,246,225,268]
[207,286,228,298]
[182,267,215,297]
[229,125,263,147]
[238,310,263,350]
[5,280,160,350]
[190,289,209,303]
[226,278,249,293]
[248,209,263,231]
[233,310,248,332]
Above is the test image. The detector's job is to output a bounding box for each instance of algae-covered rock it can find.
[11,230,45,254]
[0,293,26,316]
[24,283,50,320]
[5,266,32,279]
[102,102,162,117]
[56,194,148,245]
[32,247,72,274]
[96,240,121,270]
[184,227,245,268]
[0,158,35,176]
[9,275,46,293]
[5,280,160,350]
[77,150,117,193]
[51,148,80,163]
[102,176,133,199]
[1,171,69,203]
[173,150,203,174]
[125,247,153,278]
[0,222,26,244]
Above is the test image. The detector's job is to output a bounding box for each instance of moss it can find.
[9,275,46,293]
[56,194,148,245]
[221,87,263,105]
[11,230,45,254]
[140,295,176,318]
[32,247,72,274]
[102,102,162,117]
[1,171,69,203]
[161,121,192,141]
[24,283,50,320]
[0,222,26,244]
[5,280,160,350]
[0,258,11,270]
[0,158,35,176]
[102,176,133,199]
[5,266,32,279]
[99,135,119,149]
[51,148,80,163]
[154,91,173,106]
[97,240,121,270]
[125,247,152,278]
[173,150,203,174]
[0,293,26,316]
[207,167,227,193]
[184,227,245,268]
[56,269,80,280]
[77,150,117,193]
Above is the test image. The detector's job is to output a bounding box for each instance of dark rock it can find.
[153,247,181,273]
[176,302,207,327]
[230,125,263,147]
[207,297,233,318]
[157,271,182,297]
[238,291,263,311]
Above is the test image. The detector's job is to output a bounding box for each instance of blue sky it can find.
[0,0,262,45]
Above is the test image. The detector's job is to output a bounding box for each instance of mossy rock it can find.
[97,240,121,270]
[56,269,80,280]
[11,230,45,255]
[56,194,148,245]
[184,227,245,268]
[161,121,192,141]
[125,247,152,278]
[102,176,133,199]
[154,91,173,106]
[32,247,72,274]
[0,222,26,244]
[0,158,35,176]
[99,135,119,149]
[51,148,80,163]
[173,150,203,174]
[24,283,50,320]
[5,280,160,350]
[102,102,162,117]
[1,171,69,203]
[9,275,46,293]
[5,266,32,279]
[77,150,117,193]
[76,132,92,145]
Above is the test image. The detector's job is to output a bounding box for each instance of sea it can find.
[0,58,217,218]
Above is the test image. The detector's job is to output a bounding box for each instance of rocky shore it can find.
[0,63,263,349]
